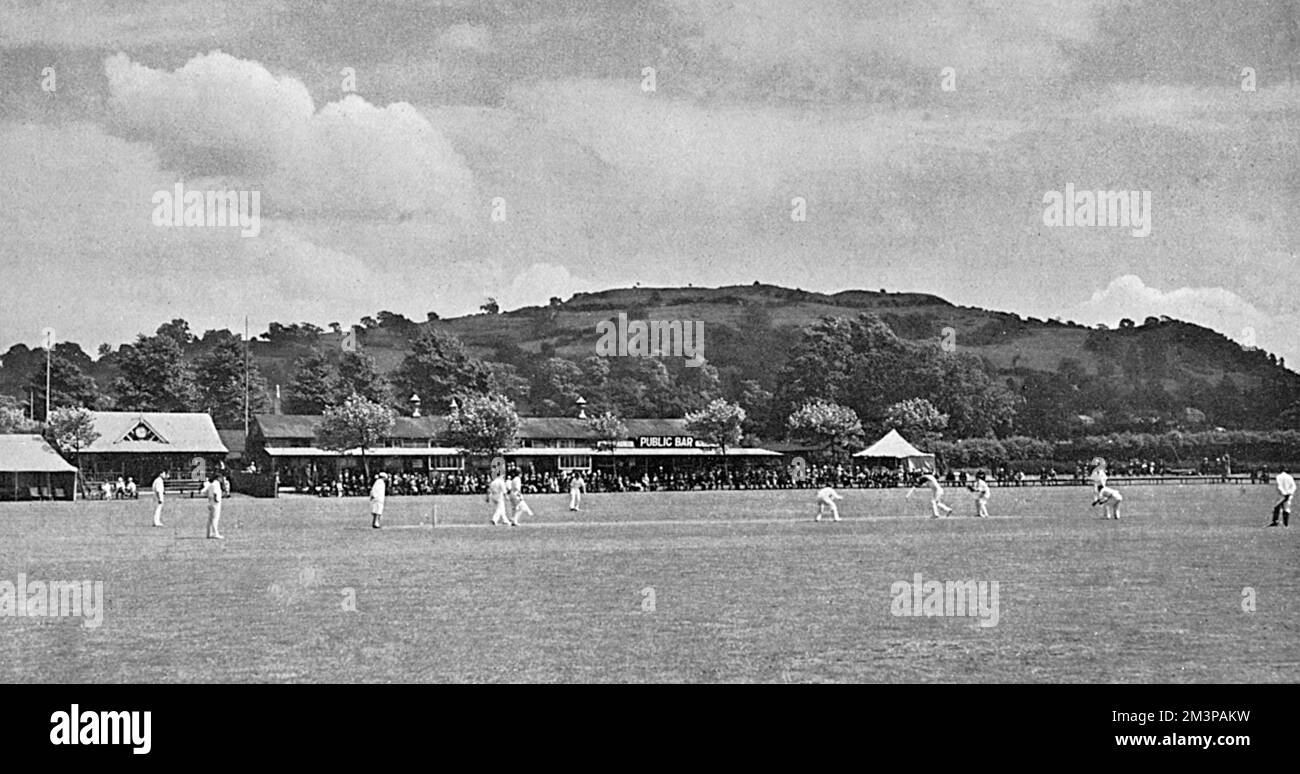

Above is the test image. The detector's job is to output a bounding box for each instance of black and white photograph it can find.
[0,0,1296,737]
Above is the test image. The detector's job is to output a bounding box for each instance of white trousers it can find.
[207,503,222,537]
[569,490,581,510]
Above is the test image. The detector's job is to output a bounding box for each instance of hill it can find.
[2,283,1297,437]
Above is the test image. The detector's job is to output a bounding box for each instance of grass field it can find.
[0,485,1296,683]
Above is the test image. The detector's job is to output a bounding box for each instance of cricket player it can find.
[921,474,953,519]
[1092,485,1123,520]
[506,469,533,527]
[202,474,224,539]
[1269,469,1295,527]
[569,472,585,511]
[487,471,508,525]
[815,484,843,522]
[150,471,168,527]
[1088,458,1108,490]
[369,472,387,529]
[968,471,991,518]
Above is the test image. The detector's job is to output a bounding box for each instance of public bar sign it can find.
[635,436,696,449]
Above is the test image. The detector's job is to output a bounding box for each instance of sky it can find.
[0,0,1296,365]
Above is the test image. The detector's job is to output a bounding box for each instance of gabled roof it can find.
[257,414,692,441]
[256,414,447,440]
[84,412,227,454]
[853,429,932,459]
[0,435,78,473]
[217,430,246,455]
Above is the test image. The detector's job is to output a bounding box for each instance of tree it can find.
[194,338,270,429]
[316,395,395,477]
[445,393,520,457]
[0,396,38,434]
[26,350,104,420]
[1119,318,1136,329]
[882,398,949,446]
[113,334,198,412]
[480,298,500,315]
[45,407,100,496]
[392,330,491,410]
[587,410,627,451]
[155,318,195,348]
[530,357,584,416]
[787,399,864,461]
[336,351,389,405]
[286,350,338,414]
[685,398,746,472]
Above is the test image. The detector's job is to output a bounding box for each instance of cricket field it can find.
[0,485,1295,683]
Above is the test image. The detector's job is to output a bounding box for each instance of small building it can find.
[246,413,781,494]
[79,412,229,486]
[0,434,78,501]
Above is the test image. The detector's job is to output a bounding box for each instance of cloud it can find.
[104,51,476,220]
[1066,275,1300,368]
[0,121,402,349]
[497,264,598,312]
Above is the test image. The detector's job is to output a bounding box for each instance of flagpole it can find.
[244,316,250,436]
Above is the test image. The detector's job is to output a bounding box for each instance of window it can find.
[431,455,463,470]
[558,455,591,470]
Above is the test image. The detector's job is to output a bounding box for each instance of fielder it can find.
[1092,485,1123,520]
[815,484,843,522]
[150,471,168,527]
[506,469,532,527]
[1269,468,1295,527]
[921,474,953,519]
[370,472,387,529]
[487,471,508,526]
[569,472,585,511]
[968,471,991,518]
[201,474,224,539]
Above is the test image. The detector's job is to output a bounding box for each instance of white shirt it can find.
[570,477,584,492]
[816,486,840,503]
[203,480,223,504]
[487,476,506,504]
[151,476,166,501]
[507,477,523,501]
[972,480,990,499]
[370,478,386,504]
[1277,472,1296,497]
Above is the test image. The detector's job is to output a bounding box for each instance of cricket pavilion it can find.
[77,412,229,487]
[246,413,783,496]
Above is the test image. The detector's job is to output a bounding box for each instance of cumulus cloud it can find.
[1066,275,1300,368]
[0,121,402,348]
[105,51,475,219]
[497,263,598,312]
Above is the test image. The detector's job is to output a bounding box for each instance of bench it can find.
[165,480,207,498]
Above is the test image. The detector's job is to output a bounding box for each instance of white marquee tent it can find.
[852,430,936,473]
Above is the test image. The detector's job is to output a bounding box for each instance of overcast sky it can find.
[0,0,1296,365]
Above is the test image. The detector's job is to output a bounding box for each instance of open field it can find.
[0,485,1296,683]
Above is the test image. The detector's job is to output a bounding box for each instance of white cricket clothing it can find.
[369,478,386,515]
[151,476,166,503]
[816,487,841,503]
[1276,472,1296,497]
[488,476,508,523]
